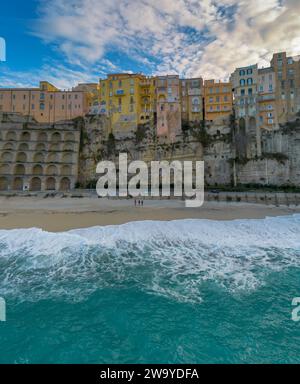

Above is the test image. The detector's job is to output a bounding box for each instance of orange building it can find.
[0,81,91,123]
[204,80,233,121]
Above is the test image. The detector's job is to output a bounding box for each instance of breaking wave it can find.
[0,215,299,304]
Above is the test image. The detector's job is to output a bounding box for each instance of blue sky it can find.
[0,0,300,89]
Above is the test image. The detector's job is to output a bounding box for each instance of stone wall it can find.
[0,113,80,192]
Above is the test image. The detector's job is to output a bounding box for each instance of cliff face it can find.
[77,114,300,188]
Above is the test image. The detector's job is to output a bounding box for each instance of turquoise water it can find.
[0,215,300,363]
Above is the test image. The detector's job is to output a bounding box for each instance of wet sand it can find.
[0,196,299,232]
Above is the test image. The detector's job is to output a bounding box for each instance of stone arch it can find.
[6,131,17,141]
[47,153,58,162]
[60,177,71,191]
[33,152,45,162]
[3,142,14,150]
[35,143,46,151]
[46,165,58,176]
[16,152,27,162]
[32,164,43,175]
[14,164,25,175]
[64,132,75,142]
[61,165,72,176]
[63,143,74,151]
[51,132,61,143]
[20,131,31,141]
[37,132,48,142]
[62,153,73,163]
[18,143,29,151]
[49,143,60,151]
[12,177,23,191]
[0,164,10,174]
[30,177,42,191]
[46,177,56,190]
[0,177,8,191]
[1,152,13,162]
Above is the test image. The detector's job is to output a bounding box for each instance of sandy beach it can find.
[0,195,299,232]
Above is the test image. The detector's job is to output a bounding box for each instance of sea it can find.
[0,214,299,363]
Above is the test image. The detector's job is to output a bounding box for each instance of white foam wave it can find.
[0,215,299,303]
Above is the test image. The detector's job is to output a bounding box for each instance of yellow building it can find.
[99,73,156,135]
[180,78,203,124]
[204,80,233,122]
[0,81,91,123]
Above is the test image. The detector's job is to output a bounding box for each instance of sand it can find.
[0,196,299,232]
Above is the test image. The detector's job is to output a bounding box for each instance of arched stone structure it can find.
[33,152,45,162]
[1,152,13,162]
[4,142,14,150]
[16,152,27,162]
[62,143,74,151]
[13,177,23,191]
[46,177,56,190]
[32,164,43,175]
[36,143,46,151]
[60,177,71,191]
[30,177,42,191]
[6,131,17,141]
[51,132,61,143]
[14,164,25,175]
[46,165,58,176]
[62,153,73,163]
[49,143,60,151]
[20,131,31,141]
[47,153,58,162]
[0,177,9,191]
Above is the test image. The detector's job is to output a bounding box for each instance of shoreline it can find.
[0,196,299,232]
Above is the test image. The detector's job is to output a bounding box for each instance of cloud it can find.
[3,0,300,88]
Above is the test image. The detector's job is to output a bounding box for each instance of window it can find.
[259,85,264,92]
[287,58,293,65]
[248,88,252,95]
[32,104,35,110]
[216,96,220,102]
[247,78,253,85]
[239,70,245,76]
[247,68,253,75]
[130,79,134,86]
[224,96,228,102]
[23,94,26,100]
[130,88,134,95]
[269,84,273,91]
[241,89,245,96]
[40,103,45,110]
[209,97,213,103]
[40,93,45,100]
[75,94,78,99]
[118,80,122,87]
[268,119,274,124]
[209,88,213,93]
[267,112,273,118]
[240,79,245,86]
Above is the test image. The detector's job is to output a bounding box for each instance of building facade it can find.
[0,82,90,123]
[0,114,80,191]
[98,73,156,136]
[271,52,300,124]
[257,67,278,130]
[180,78,203,124]
[156,75,182,140]
[204,80,232,122]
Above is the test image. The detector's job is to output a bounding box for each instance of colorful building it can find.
[271,52,300,124]
[98,73,156,135]
[204,79,232,122]
[180,78,203,124]
[156,75,182,140]
[257,67,278,130]
[0,81,90,123]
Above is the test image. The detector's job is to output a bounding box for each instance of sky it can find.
[0,0,300,89]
